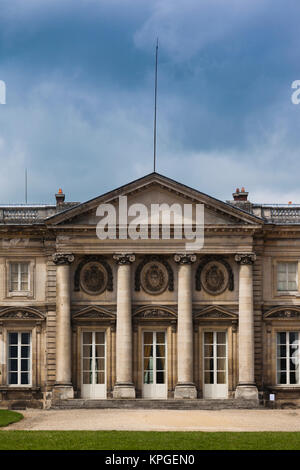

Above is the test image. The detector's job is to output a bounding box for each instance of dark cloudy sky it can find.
[0,0,299,204]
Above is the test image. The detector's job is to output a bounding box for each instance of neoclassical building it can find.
[0,172,300,408]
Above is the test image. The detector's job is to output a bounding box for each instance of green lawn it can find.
[0,431,300,450]
[0,410,23,428]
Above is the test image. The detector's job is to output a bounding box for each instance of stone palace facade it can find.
[0,172,300,408]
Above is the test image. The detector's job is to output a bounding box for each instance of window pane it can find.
[21,359,29,372]
[83,345,92,358]
[82,332,92,345]
[156,344,165,357]
[21,333,30,344]
[144,332,153,344]
[217,358,226,370]
[156,332,165,344]
[95,371,105,384]
[217,332,226,344]
[144,345,153,358]
[83,372,92,384]
[204,358,214,371]
[217,345,226,357]
[95,345,105,357]
[204,371,214,384]
[82,358,92,371]
[156,358,165,371]
[9,333,18,345]
[9,372,18,384]
[144,371,153,384]
[278,358,286,371]
[144,358,153,372]
[277,332,286,345]
[204,345,213,357]
[290,332,299,344]
[156,371,165,384]
[95,332,105,344]
[204,332,213,344]
[21,373,29,385]
[21,346,30,358]
[9,346,17,358]
[217,371,226,384]
[95,358,105,371]
[9,359,18,371]
[278,371,287,384]
[277,345,286,357]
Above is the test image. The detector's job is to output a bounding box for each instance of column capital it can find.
[235,253,256,265]
[113,253,135,265]
[174,253,197,265]
[52,253,75,265]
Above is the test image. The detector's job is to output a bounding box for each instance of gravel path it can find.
[3,408,300,432]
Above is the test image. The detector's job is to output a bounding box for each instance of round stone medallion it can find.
[200,261,229,295]
[140,261,169,295]
[80,261,108,295]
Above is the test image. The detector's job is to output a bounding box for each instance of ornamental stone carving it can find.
[113,253,135,265]
[52,253,75,265]
[80,261,108,295]
[174,253,197,264]
[195,256,234,292]
[140,261,169,295]
[201,260,229,295]
[235,253,256,265]
[74,255,113,292]
[135,256,174,292]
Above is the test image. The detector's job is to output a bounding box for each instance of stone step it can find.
[51,398,261,410]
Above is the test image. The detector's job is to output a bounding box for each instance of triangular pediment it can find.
[72,306,116,320]
[46,173,263,227]
[194,305,238,320]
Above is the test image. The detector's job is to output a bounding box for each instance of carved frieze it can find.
[133,305,177,319]
[264,307,300,319]
[0,308,45,320]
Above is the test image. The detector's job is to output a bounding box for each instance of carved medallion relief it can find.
[140,261,169,295]
[200,260,230,295]
[80,261,108,295]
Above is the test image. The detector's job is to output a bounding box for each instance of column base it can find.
[174,383,197,399]
[53,385,74,400]
[235,384,259,401]
[113,383,136,399]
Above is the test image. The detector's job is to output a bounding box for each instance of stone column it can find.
[113,253,136,398]
[52,253,75,400]
[174,253,197,399]
[235,253,258,401]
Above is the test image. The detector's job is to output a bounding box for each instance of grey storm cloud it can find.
[0,0,300,204]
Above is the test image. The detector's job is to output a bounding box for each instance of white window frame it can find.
[276,331,300,386]
[7,331,32,387]
[6,259,35,298]
[275,260,299,296]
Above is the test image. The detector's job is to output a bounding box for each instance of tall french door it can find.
[203,331,228,399]
[81,331,106,399]
[143,331,167,399]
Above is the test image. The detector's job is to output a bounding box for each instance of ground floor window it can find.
[277,332,300,385]
[8,331,31,385]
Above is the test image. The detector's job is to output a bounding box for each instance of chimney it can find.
[232,187,248,202]
[55,188,65,206]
